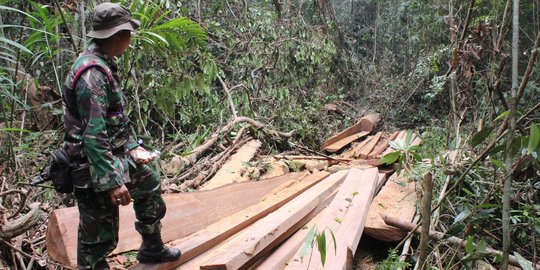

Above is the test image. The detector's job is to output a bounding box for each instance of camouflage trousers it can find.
[74,161,166,269]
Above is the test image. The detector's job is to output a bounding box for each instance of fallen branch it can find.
[175,116,293,173]
[178,138,251,191]
[382,215,540,270]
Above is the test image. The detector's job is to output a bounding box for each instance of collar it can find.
[86,42,118,71]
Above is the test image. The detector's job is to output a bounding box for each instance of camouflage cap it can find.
[87,2,141,39]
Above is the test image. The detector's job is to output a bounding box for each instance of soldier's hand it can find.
[130,146,158,165]
[107,185,132,206]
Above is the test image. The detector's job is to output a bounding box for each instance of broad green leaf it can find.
[494,110,510,121]
[299,226,316,262]
[388,140,402,151]
[471,127,493,147]
[444,223,465,238]
[316,232,327,266]
[453,208,471,224]
[404,130,413,146]
[527,123,539,154]
[380,151,400,165]
[477,239,487,253]
[465,236,474,254]
[513,252,534,270]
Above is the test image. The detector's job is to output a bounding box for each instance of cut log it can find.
[131,171,327,270]
[321,113,380,151]
[47,173,306,268]
[364,172,417,242]
[201,140,262,190]
[357,131,383,159]
[284,168,378,269]
[199,171,349,270]
[322,131,369,153]
[317,167,378,270]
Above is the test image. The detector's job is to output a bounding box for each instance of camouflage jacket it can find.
[62,42,138,192]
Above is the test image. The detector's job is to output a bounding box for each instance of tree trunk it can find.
[501,0,519,269]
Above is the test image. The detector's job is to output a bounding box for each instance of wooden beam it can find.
[321,114,380,150]
[131,171,326,270]
[319,167,378,270]
[284,168,377,269]
[351,136,373,158]
[250,204,328,270]
[176,184,341,270]
[199,171,349,270]
[367,132,390,159]
[273,155,352,162]
[47,173,306,268]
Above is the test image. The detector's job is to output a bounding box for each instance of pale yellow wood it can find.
[47,173,301,268]
[199,171,348,270]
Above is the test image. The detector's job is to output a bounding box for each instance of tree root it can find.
[0,203,41,239]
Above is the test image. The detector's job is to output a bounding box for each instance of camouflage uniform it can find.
[62,42,166,269]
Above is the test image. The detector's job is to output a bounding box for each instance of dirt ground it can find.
[353,235,398,270]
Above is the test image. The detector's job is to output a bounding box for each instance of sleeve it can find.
[125,135,139,150]
[76,68,127,192]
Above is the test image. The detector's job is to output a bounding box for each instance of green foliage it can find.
[376,249,410,270]
[381,130,422,176]
[299,225,337,267]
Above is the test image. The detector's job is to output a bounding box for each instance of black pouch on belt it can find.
[49,149,74,193]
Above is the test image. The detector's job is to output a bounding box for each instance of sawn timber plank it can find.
[130,171,325,270]
[357,131,383,159]
[284,168,376,269]
[322,131,369,153]
[175,180,342,270]
[46,172,305,268]
[320,167,378,270]
[199,170,349,270]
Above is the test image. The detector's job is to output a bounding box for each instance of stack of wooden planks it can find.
[47,168,387,270]
[46,114,421,269]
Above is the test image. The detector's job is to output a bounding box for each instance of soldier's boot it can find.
[137,233,181,264]
[94,259,110,269]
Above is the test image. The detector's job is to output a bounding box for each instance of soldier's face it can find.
[116,30,132,55]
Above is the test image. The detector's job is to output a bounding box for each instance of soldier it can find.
[61,2,181,269]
